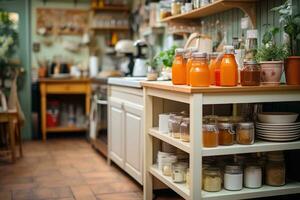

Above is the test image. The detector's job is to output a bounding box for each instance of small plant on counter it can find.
[255,26,288,85]
[155,45,177,68]
[271,0,300,85]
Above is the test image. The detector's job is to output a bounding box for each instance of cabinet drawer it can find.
[46,83,87,93]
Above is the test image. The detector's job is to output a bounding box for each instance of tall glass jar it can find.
[203,124,219,147]
[190,52,210,87]
[236,122,255,145]
[224,165,243,191]
[220,46,238,86]
[172,115,183,138]
[218,123,235,145]
[240,61,261,86]
[172,162,188,183]
[266,152,285,186]
[172,48,186,85]
[171,0,182,15]
[203,167,222,192]
[180,117,190,142]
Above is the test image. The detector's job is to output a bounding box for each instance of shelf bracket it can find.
[224,1,257,28]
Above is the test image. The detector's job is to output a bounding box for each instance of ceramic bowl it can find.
[258,112,299,123]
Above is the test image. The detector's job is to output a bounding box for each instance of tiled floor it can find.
[0,138,143,200]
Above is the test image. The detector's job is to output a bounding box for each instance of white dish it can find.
[256,133,300,138]
[256,121,300,126]
[258,112,299,123]
[256,129,300,134]
[257,135,300,142]
[255,125,300,130]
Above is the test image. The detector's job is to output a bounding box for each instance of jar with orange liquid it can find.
[172,48,186,85]
[208,53,219,85]
[186,48,198,85]
[220,46,238,86]
[190,52,210,87]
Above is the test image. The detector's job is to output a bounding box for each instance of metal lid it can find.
[237,122,254,128]
[225,164,242,174]
[175,48,185,54]
[192,52,207,58]
[218,122,234,129]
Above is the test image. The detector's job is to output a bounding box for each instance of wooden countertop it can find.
[141,81,300,94]
[39,77,91,83]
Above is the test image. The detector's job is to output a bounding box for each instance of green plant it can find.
[255,26,289,62]
[271,0,300,56]
[154,45,177,68]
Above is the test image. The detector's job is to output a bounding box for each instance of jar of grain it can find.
[224,165,243,191]
[218,123,235,145]
[161,155,178,176]
[203,167,222,192]
[171,0,182,15]
[203,124,219,147]
[172,162,188,183]
[180,117,190,142]
[266,152,285,186]
[236,122,255,145]
[171,115,183,138]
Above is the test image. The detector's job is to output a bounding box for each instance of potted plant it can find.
[271,0,300,85]
[154,45,177,80]
[146,57,159,81]
[255,27,289,85]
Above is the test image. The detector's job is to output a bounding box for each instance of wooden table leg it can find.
[9,120,16,163]
[41,84,47,142]
[16,124,23,157]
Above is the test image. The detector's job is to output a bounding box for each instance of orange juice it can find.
[190,52,210,87]
[186,48,198,85]
[208,53,219,85]
[172,48,186,85]
[220,46,238,86]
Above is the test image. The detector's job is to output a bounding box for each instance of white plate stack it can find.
[256,112,300,142]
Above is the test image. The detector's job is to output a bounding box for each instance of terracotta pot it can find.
[285,56,300,85]
[260,61,283,86]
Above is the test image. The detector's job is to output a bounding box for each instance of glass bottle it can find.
[190,52,210,87]
[180,117,190,142]
[220,45,238,86]
[208,52,219,85]
[172,48,186,85]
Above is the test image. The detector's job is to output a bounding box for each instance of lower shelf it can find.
[150,165,300,200]
[47,127,87,132]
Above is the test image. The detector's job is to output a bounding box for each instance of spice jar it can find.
[172,162,188,183]
[244,164,262,188]
[161,155,178,176]
[203,167,222,192]
[203,124,219,148]
[171,115,183,138]
[171,0,182,15]
[180,117,190,142]
[236,122,255,145]
[224,165,243,191]
[240,61,261,86]
[218,123,235,145]
[266,152,285,186]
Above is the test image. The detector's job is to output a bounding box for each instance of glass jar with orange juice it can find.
[220,46,238,86]
[208,53,219,85]
[190,52,210,87]
[172,48,187,85]
[186,48,198,86]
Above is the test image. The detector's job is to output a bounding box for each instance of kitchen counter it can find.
[108,77,147,88]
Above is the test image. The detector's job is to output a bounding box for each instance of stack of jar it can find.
[200,151,286,192]
[202,115,255,148]
[169,112,190,142]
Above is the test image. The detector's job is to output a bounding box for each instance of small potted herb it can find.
[155,45,177,80]
[271,0,300,85]
[255,27,289,85]
[146,57,159,81]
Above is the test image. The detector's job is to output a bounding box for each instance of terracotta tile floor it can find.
[0,138,143,200]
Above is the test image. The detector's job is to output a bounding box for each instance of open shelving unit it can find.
[142,81,300,200]
[161,0,257,27]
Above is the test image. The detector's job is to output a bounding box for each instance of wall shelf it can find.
[161,0,257,27]
[90,27,129,31]
[91,6,129,12]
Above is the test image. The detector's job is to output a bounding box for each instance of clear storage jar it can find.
[240,61,261,86]
[180,117,190,142]
[171,115,183,139]
[171,0,182,15]
[203,124,219,147]
[172,162,188,183]
[236,122,255,145]
[224,165,243,191]
[244,164,262,188]
[161,155,178,176]
[218,123,235,145]
[168,113,177,133]
[203,167,222,192]
[266,152,285,186]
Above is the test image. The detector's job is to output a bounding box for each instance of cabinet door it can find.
[108,98,124,168]
[123,102,143,184]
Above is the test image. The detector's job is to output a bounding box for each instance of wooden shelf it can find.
[160,0,257,27]
[91,6,129,12]
[149,165,190,200]
[90,27,129,31]
[47,127,86,133]
[149,128,190,153]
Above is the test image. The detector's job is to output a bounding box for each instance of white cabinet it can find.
[108,86,144,184]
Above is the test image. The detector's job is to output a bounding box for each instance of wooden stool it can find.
[0,110,22,163]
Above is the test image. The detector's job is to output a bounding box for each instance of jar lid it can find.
[237,122,254,128]
[203,167,221,175]
[244,60,258,65]
[203,124,218,132]
[175,48,185,55]
[218,122,234,129]
[192,52,207,58]
[225,164,242,174]
[209,52,219,58]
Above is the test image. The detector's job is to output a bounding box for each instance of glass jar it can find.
[208,52,219,85]
[185,48,198,85]
[186,168,190,189]
[172,115,183,138]
[161,155,178,176]
[218,123,235,145]
[265,152,285,186]
[171,0,182,15]
[172,48,186,85]
[236,122,255,145]
[180,117,190,142]
[168,113,177,133]
[240,61,261,86]
[172,162,188,183]
[244,164,262,188]
[220,46,238,86]
[203,167,222,192]
[203,124,218,148]
[160,8,172,20]
[224,165,243,191]
[190,52,210,87]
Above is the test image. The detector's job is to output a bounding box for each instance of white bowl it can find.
[258,112,299,123]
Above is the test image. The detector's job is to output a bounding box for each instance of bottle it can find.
[190,52,210,87]
[186,48,198,85]
[214,54,223,86]
[220,46,238,86]
[172,48,186,85]
[208,52,219,85]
